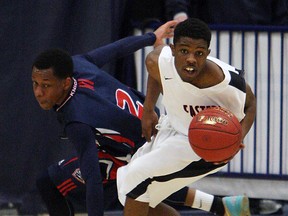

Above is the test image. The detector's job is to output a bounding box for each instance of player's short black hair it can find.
[173,18,211,48]
[32,48,73,79]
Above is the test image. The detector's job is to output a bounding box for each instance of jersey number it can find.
[115,89,143,119]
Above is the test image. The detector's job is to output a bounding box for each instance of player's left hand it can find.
[213,143,245,165]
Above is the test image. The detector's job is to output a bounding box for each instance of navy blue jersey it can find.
[55,33,157,158]
[50,33,157,215]
[58,68,145,156]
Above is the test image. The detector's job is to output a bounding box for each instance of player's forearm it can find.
[241,85,256,139]
[85,33,156,68]
[241,106,256,139]
[143,75,161,111]
[66,123,104,215]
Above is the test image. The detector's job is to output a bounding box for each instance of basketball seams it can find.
[188,107,242,162]
[188,129,241,149]
[191,143,239,151]
[189,125,240,135]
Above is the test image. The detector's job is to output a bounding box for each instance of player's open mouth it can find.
[185,67,195,74]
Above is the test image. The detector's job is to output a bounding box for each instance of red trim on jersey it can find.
[62,185,77,196]
[98,151,126,181]
[57,178,72,189]
[78,79,95,91]
[63,157,78,167]
[103,134,135,148]
[57,178,77,196]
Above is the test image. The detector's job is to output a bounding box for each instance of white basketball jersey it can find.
[158,46,246,135]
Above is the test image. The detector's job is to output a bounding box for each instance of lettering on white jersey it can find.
[183,105,219,117]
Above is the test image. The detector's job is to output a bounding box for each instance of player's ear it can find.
[170,44,175,56]
[63,77,72,91]
[207,49,211,55]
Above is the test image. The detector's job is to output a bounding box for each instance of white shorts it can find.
[117,115,225,207]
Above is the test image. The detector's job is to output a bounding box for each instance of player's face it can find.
[170,37,210,84]
[31,67,72,110]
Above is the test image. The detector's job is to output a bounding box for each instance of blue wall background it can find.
[0,0,287,213]
[0,0,126,213]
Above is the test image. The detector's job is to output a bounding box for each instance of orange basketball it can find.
[188,107,242,162]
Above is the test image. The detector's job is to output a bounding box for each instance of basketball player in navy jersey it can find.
[117,18,256,216]
[31,20,179,216]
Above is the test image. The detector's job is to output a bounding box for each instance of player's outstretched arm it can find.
[84,20,178,68]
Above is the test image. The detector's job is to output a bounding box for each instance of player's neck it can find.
[193,61,224,89]
[56,78,74,106]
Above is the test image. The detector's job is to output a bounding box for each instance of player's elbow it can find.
[145,53,155,68]
[146,52,160,75]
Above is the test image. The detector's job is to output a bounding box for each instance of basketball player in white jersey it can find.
[117,18,256,216]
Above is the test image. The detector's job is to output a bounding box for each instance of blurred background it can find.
[0,0,287,215]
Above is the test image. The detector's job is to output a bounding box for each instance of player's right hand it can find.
[153,20,178,47]
[141,109,159,142]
